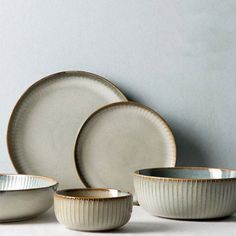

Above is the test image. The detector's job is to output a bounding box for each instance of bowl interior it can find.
[0,175,57,191]
[136,168,236,180]
[56,189,130,199]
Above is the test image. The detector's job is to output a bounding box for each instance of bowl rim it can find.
[133,167,236,182]
[55,188,133,200]
[0,173,58,192]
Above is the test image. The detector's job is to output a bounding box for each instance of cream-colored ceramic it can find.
[0,174,58,222]
[54,188,133,231]
[7,71,127,189]
[134,167,236,219]
[74,102,176,200]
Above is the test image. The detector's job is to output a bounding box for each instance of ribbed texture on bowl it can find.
[0,175,56,191]
[54,196,133,231]
[0,175,57,222]
[134,175,236,219]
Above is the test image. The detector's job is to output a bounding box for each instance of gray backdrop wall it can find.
[1,0,236,173]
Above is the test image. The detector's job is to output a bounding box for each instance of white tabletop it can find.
[1,206,235,236]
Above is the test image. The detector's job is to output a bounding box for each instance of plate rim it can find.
[7,70,127,174]
[74,101,177,188]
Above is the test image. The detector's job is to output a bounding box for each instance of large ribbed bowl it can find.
[54,188,133,231]
[0,174,58,222]
[134,167,236,219]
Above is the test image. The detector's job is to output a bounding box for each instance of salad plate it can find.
[74,102,176,199]
[7,71,127,188]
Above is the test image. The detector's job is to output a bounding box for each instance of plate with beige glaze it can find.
[74,102,176,199]
[7,71,127,188]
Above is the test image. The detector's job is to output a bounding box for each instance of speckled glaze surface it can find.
[74,102,176,201]
[54,188,133,231]
[134,167,236,219]
[0,174,58,222]
[7,71,127,189]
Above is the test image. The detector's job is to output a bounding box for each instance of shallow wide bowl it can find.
[134,167,236,219]
[0,174,58,222]
[54,188,133,231]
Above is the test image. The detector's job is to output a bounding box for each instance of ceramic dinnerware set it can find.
[2,71,236,231]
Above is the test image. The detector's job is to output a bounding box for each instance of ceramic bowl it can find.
[54,188,133,231]
[0,174,58,222]
[134,167,236,219]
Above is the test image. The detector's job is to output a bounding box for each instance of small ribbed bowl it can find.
[134,167,236,219]
[54,188,133,231]
[0,174,58,222]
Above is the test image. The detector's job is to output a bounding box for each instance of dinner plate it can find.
[74,102,176,197]
[7,71,127,188]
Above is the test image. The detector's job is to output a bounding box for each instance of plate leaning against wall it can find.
[74,102,176,200]
[7,71,127,188]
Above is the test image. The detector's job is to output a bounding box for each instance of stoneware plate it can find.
[74,102,176,199]
[7,71,127,188]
